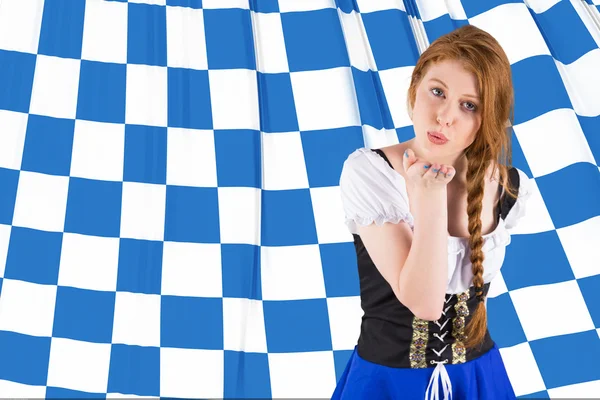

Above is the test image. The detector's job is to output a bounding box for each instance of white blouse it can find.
[339,147,532,295]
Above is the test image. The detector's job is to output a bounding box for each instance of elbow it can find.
[398,293,443,321]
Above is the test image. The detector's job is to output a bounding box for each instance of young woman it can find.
[333,25,531,400]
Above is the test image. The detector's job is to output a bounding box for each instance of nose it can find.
[436,105,454,127]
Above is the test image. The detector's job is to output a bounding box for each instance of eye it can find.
[463,102,477,112]
[431,88,444,97]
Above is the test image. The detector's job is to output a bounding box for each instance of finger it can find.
[403,148,417,172]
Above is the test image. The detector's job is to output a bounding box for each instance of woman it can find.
[333,25,531,400]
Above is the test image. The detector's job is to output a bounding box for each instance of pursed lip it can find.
[428,131,448,141]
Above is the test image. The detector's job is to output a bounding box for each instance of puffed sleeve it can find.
[339,148,414,235]
[504,168,533,230]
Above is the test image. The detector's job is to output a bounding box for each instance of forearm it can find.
[398,186,449,320]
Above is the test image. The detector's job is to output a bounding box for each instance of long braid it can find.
[462,146,489,350]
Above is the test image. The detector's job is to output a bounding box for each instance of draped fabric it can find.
[0,0,598,398]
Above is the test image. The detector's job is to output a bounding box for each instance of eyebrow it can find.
[429,78,480,101]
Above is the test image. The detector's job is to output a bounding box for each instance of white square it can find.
[70,120,125,182]
[338,11,376,72]
[362,125,401,150]
[208,69,259,130]
[166,128,216,187]
[106,394,155,399]
[0,0,44,54]
[291,67,361,132]
[556,216,600,279]
[469,3,551,65]
[327,296,363,350]
[160,348,223,398]
[355,0,405,13]
[499,342,546,397]
[378,66,414,128]
[487,271,509,299]
[555,49,600,117]
[311,186,356,244]
[81,0,127,64]
[0,110,27,170]
[0,224,10,277]
[47,337,111,393]
[548,380,600,399]
[161,242,222,297]
[223,298,267,353]
[58,233,120,292]
[12,171,69,233]
[252,12,289,73]
[29,55,81,120]
[217,187,262,246]
[504,178,554,236]
[513,109,596,177]
[444,0,467,20]
[125,64,168,127]
[262,131,308,190]
[524,0,561,14]
[510,280,594,341]
[112,292,161,347]
[0,379,46,398]
[201,0,249,9]
[268,351,337,398]
[414,0,449,22]
[261,245,326,300]
[166,6,207,70]
[129,0,166,5]
[120,182,166,241]
[278,0,335,12]
[0,279,56,337]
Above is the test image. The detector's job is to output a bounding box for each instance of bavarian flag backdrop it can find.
[0,0,599,398]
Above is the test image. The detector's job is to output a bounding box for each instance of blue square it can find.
[578,275,600,328]
[520,391,550,399]
[117,239,163,294]
[46,387,105,399]
[263,299,332,352]
[204,8,256,70]
[224,351,271,398]
[396,125,416,142]
[161,296,223,349]
[461,0,521,18]
[261,189,318,246]
[38,0,85,59]
[423,16,468,45]
[249,0,279,13]
[65,178,123,238]
[167,68,213,129]
[533,1,597,65]
[53,286,115,343]
[536,163,600,229]
[214,129,261,187]
[303,126,365,187]
[281,9,349,72]
[529,331,600,389]
[124,125,167,184]
[511,56,572,125]
[0,168,19,225]
[108,344,160,397]
[166,0,202,8]
[321,242,360,297]
[333,349,354,382]
[0,331,51,386]
[352,68,394,130]
[362,9,419,70]
[502,231,574,291]
[578,115,600,170]
[257,73,298,133]
[221,244,262,300]
[5,227,62,285]
[77,61,127,124]
[486,292,527,347]
[0,50,36,113]
[164,186,220,243]
[127,3,167,66]
[21,115,74,176]
[335,0,359,13]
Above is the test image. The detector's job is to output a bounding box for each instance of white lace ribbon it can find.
[425,359,452,400]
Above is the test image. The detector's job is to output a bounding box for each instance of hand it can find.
[402,148,456,190]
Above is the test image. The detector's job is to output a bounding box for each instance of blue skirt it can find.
[331,343,516,400]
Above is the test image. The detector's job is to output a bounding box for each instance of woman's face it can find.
[411,59,482,157]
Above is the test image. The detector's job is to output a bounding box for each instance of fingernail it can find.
[432,168,439,173]
[424,165,430,169]
[404,150,408,157]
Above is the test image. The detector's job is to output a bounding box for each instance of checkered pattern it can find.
[0,0,598,398]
